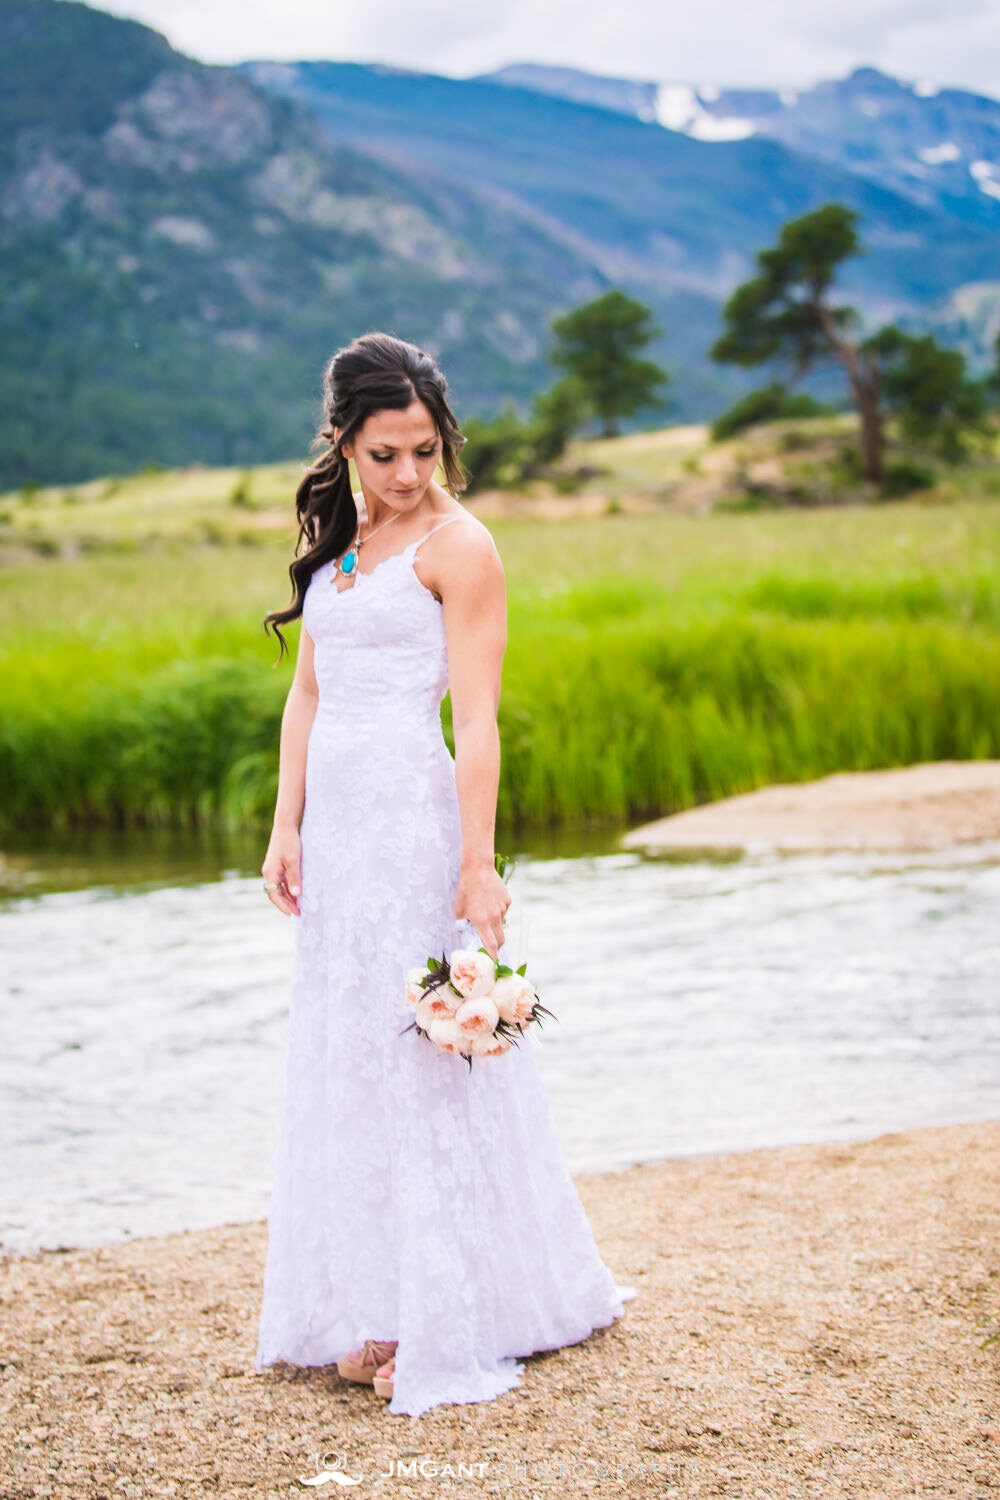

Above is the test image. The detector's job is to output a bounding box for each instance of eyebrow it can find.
[366,438,439,450]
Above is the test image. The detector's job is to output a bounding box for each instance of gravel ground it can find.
[2,1120,998,1498]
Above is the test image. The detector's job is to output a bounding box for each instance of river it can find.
[2,825,998,1256]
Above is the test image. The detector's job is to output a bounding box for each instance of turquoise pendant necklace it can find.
[330,506,401,583]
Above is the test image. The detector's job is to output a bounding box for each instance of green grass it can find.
[2,443,1000,833]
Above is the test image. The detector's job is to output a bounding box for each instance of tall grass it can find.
[2,499,999,832]
[495,608,1000,825]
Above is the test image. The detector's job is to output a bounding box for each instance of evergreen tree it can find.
[549,290,670,438]
[863,325,988,461]
[710,203,885,480]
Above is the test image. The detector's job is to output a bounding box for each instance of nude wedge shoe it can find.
[336,1338,398,1386]
[372,1355,395,1399]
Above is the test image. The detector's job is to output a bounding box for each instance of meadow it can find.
[2,423,1000,834]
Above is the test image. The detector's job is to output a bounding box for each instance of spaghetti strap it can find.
[411,514,475,555]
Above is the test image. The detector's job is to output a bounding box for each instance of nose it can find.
[396,456,418,486]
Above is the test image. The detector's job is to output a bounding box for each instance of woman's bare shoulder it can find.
[448,508,494,538]
[415,487,492,538]
[414,505,502,602]
[432,509,500,560]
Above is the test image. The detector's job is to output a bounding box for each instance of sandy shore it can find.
[3,1120,998,1497]
[622,759,1000,854]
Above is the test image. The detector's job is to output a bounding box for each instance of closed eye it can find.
[370,448,439,463]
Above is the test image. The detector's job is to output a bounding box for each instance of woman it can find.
[254,332,635,1417]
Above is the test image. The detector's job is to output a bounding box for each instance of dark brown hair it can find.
[264,331,468,662]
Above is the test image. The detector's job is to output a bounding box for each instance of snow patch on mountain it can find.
[970,160,1000,200]
[918,143,961,164]
[654,83,756,140]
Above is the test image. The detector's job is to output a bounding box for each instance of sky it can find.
[94,0,1000,97]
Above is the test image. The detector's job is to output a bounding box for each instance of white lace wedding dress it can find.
[254,512,636,1417]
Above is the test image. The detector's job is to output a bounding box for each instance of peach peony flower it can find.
[490,973,537,1027]
[454,995,500,1036]
[468,1029,513,1058]
[424,983,463,1020]
[429,1015,473,1056]
[449,947,497,1000]
[413,995,438,1033]
[405,966,431,1006]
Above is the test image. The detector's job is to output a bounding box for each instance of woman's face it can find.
[340,401,442,514]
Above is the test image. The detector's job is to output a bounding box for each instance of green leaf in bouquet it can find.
[420,957,454,999]
[517,962,527,976]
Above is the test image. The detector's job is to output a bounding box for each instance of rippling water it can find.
[2,832,998,1256]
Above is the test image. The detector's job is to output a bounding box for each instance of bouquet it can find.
[399,854,556,1070]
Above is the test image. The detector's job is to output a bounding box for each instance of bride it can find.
[255,331,635,1416]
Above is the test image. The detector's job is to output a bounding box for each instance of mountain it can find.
[480,63,1000,226]
[243,62,1000,371]
[0,1,599,487]
[477,62,1000,362]
[4,1,1000,489]
[243,60,1000,304]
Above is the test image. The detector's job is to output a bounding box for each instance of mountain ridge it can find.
[3,1,1000,487]
[0,0,601,485]
[244,59,1000,349]
[478,61,1000,227]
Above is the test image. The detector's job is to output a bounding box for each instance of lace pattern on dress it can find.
[254,511,636,1416]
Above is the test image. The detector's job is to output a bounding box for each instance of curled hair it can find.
[264,331,468,662]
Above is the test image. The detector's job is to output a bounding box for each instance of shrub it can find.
[879,458,937,499]
[460,408,534,491]
[229,472,253,508]
[711,384,830,441]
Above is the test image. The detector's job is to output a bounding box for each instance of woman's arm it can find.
[262,622,319,917]
[436,524,512,959]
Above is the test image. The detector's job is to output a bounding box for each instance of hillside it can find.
[2,437,999,835]
[483,62,1000,232]
[4,0,1000,489]
[244,62,1000,356]
[480,61,1000,364]
[4,412,1000,567]
[0,0,600,487]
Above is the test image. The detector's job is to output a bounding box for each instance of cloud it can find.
[99,0,508,69]
[96,0,1000,97]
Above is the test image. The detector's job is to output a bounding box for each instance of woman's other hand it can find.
[262,824,302,916]
[455,859,511,961]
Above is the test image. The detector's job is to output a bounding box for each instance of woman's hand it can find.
[455,859,511,961]
[262,823,302,917]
